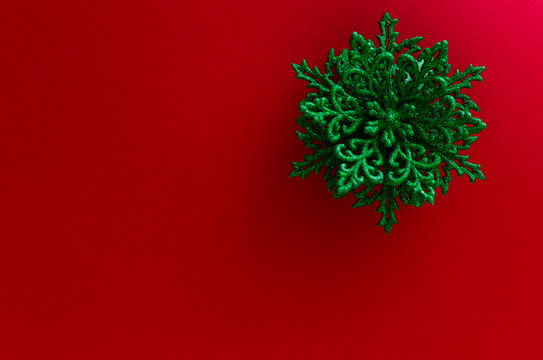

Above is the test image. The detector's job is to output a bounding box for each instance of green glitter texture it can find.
[289,12,486,234]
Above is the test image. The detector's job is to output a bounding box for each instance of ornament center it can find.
[384,109,398,128]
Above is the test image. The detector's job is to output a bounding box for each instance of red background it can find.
[1,0,543,358]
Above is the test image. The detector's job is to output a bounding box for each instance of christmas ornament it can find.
[289,12,486,234]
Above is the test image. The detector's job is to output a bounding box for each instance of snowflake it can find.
[289,12,486,234]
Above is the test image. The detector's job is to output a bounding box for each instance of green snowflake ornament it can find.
[289,12,486,234]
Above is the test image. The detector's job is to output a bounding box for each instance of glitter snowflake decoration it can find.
[289,12,486,234]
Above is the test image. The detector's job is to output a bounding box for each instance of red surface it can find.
[1,0,543,358]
